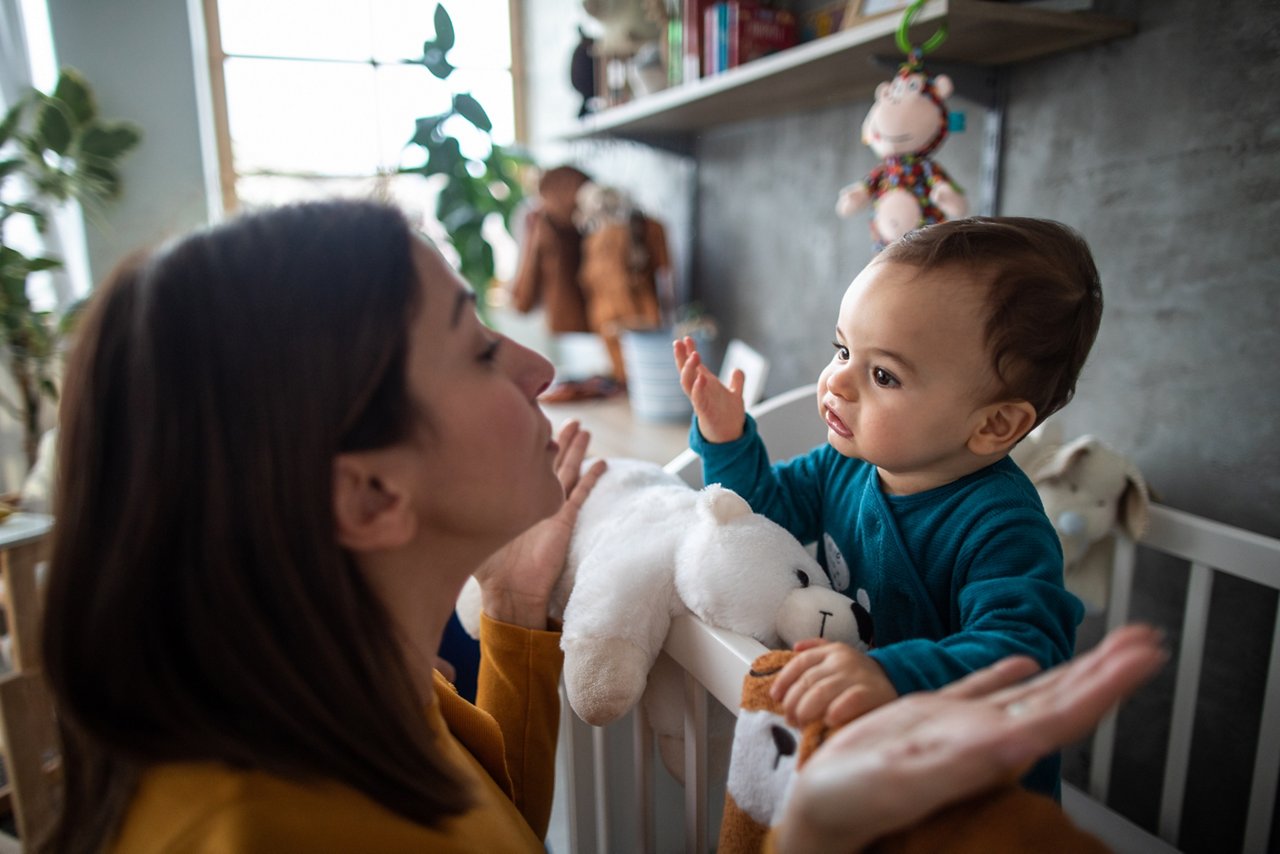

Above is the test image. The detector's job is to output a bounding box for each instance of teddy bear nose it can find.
[1056,511,1089,556]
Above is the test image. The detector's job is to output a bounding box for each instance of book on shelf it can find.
[702,1,798,76]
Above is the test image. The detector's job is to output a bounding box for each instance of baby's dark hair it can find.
[881,216,1103,426]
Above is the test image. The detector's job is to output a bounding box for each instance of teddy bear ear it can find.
[700,485,753,525]
[932,74,954,100]
[1036,434,1096,481]
[1120,464,1152,539]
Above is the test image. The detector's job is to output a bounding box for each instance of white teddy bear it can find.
[1014,430,1150,612]
[456,458,868,729]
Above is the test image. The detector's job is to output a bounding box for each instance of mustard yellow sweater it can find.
[110,614,562,852]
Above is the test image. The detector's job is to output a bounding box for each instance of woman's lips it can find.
[824,406,853,438]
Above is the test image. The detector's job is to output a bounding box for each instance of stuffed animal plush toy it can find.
[835,50,967,249]
[1014,433,1151,612]
[716,652,1114,853]
[510,165,593,334]
[718,649,830,853]
[573,183,668,384]
[455,459,869,729]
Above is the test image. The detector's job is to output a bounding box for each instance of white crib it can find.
[551,386,1280,854]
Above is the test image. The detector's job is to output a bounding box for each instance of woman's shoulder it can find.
[110,761,437,853]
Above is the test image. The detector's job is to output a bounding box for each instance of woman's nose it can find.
[510,339,556,398]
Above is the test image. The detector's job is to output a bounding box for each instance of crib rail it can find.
[1085,504,1280,853]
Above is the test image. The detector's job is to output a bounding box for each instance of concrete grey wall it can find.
[524,0,1279,849]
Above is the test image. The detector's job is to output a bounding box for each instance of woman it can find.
[40,200,1163,852]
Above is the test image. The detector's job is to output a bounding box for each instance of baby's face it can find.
[815,260,1001,495]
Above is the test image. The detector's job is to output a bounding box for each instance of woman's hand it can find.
[674,335,746,443]
[774,624,1168,853]
[474,420,607,629]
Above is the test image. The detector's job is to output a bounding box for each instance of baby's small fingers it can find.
[824,686,878,728]
[771,650,826,700]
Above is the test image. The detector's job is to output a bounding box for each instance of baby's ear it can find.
[968,400,1037,456]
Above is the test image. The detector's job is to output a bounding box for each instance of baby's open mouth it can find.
[824,407,852,438]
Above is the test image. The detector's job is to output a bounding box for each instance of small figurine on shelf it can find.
[835,1,966,249]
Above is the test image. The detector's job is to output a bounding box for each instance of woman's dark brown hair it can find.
[41,200,473,852]
[881,216,1103,427]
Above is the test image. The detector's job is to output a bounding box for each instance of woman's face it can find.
[397,240,563,549]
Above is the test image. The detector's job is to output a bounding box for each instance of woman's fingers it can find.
[937,655,1041,699]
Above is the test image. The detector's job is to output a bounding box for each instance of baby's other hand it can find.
[771,638,899,728]
[672,336,746,443]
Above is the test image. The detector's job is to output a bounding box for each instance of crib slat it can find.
[683,672,709,854]
[561,684,600,854]
[1090,533,1139,802]
[634,707,655,854]
[1159,561,1213,844]
[1244,607,1280,853]
[592,724,610,848]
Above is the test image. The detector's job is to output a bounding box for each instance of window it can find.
[204,0,517,223]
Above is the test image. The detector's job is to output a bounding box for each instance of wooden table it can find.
[540,394,691,465]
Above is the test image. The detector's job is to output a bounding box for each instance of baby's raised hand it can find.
[771,638,899,728]
[672,335,746,443]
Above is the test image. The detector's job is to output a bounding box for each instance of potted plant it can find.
[0,67,140,467]
[400,3,528,315]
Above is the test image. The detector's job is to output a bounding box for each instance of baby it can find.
[675,216,1101,797]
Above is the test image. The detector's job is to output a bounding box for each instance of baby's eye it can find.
[872,367,900,388]
[831,341,850,361]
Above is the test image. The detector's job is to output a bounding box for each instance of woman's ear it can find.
[968,400,1037,457]
[332,454,416,551]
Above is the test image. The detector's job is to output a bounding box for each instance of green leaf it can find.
[0,100,26,147]
[0,159,24,181]
[433,4,456,53]
[424,137,463,176]
[421,48,454,80]
[79,121,141,160]
[452,93,492,132]
[52,68,96,126]
[26,257,62,273]
[75,162,122,200]
[410,113,448,147]
[34,97,72,155]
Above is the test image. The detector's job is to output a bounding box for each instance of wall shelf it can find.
[564,0,1133,142]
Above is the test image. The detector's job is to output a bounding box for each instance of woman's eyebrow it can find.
[452,289,476,329]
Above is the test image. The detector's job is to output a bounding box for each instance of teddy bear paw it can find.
[562,636,652,726]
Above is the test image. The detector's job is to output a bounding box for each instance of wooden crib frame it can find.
[552,386,1280,853]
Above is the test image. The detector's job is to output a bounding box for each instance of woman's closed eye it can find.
[478,336,502,363]
[872,366,900,388]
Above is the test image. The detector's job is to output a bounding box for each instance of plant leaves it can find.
[0,159,24,180]
[0,99,25,147]
[410,113,448,147]
[34,96,72,155]
[421,47,454,80]
[433,4,456,53]
[75,162,122,200]
[80,121,141,159]
[452,93,492,132]
[52,67,96,126]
